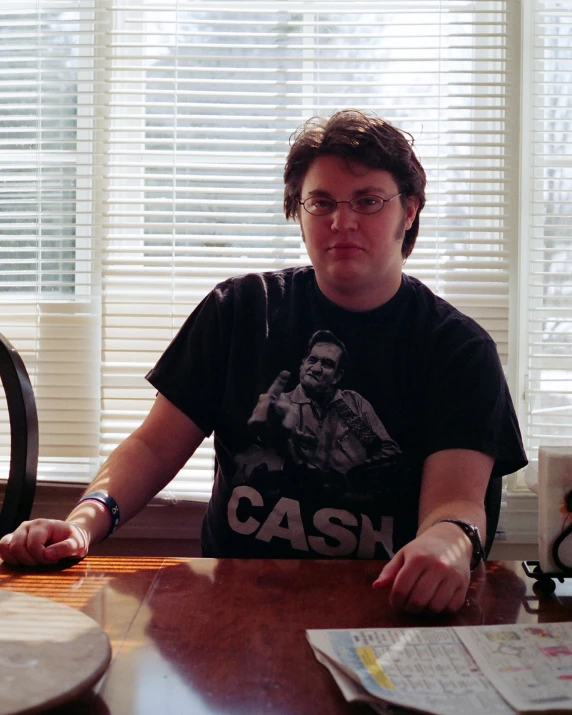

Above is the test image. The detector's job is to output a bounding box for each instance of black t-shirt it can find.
[146,267,527,559]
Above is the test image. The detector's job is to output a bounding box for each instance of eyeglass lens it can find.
[300,194,399,216]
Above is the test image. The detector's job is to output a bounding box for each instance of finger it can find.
[43,531,87,562]
[394,569,441,613]
[41,522,88,561]
[405,562,468,613]
[388,558,430,612]
[443,585,468,614]
[3,526,42,567]
[425,569,469,613]
[397,570,442,613]
[247,394,272,424]
[0,533,18,565]
[26,522,62,564]
[426,584,457,614]
[414,575,458,614]
[274,397,298,428]
[372,551,404,590]
[266,370,290,399]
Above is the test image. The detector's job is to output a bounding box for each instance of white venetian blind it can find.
[0,0,518,499]
[525,0,572,460]
[0,2,101,483]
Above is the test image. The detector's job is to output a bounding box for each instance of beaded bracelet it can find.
[77,490,120,539]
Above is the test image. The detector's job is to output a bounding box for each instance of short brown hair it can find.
[283,109,426,259]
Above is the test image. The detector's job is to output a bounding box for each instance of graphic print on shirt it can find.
[229,330,402,558]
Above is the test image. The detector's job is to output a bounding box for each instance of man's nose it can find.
[330,202,358,231]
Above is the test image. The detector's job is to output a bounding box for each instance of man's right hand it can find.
[0,519,89,567]
[248,370,295,428]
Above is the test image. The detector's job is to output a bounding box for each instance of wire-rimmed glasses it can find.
[299,193,402,216]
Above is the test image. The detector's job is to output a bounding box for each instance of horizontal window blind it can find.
[0,3,101,483]
[102,0,515,499]
[0,0,526,501]
[524,1,572,464]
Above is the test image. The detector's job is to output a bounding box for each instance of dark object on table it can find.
[522,559,569,595]
[0,332,38,537]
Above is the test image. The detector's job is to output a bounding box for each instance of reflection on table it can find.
[0,558,570,715]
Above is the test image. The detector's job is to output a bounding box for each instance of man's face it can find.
[299,154,419,310]
[299,342,343,399]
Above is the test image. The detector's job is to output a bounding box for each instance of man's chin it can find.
[301,383,331,400]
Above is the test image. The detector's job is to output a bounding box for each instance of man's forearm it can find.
[64,431,184,547]
[417,449,493,558]
[417,499,486,539]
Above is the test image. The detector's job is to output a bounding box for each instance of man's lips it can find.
[328,241,364,254]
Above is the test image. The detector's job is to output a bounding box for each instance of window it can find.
[523,2,572,463]
[0,1,570,515]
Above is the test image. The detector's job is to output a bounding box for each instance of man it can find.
[247,330,400,472]
[0,109,527,614]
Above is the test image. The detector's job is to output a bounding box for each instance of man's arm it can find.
[0,394,206,566]
[373,448,494,613]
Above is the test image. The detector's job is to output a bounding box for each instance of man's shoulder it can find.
[402,274,493,345]
[334,389,375,412]
[214,265,314,297]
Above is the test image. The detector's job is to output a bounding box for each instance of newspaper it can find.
[307,622,572,715]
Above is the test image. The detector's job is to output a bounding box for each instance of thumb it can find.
[43,527,88,562]
[372,551,404,590]
[43,541,79,562]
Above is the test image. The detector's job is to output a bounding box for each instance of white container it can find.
[538,446,572,574]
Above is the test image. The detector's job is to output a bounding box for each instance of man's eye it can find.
[310,199,335,209]
[354,196,382,208]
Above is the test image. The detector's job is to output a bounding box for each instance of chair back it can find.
[0,333,38,538]
[484,475,502,558]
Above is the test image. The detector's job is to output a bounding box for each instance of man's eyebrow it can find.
[305,187,389,197]
[353,186,387,195]
[305,189,333,197]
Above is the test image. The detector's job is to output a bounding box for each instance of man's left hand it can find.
[371,521,473,613]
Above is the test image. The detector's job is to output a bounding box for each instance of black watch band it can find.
[437,519,485,570]
[77,490,120,539]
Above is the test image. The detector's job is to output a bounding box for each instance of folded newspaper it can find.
[307,622,572,714]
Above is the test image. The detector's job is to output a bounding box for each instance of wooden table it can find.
[0,558,570,715]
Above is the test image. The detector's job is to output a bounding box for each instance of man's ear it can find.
[404,196,420,231]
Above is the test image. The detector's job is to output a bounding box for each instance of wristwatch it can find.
[437,519,485,570]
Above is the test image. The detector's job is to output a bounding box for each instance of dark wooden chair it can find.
[484,475,502,558]
[0,333,38,538]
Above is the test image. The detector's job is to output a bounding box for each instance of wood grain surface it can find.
[0,558,570,715]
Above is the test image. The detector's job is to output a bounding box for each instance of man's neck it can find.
[315,273,403,312]
[309,391,333,407]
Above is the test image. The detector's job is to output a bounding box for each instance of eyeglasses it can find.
[299,193,402,217]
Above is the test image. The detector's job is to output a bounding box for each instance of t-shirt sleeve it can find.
[422,335,527,478]
[145,288,229,436]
